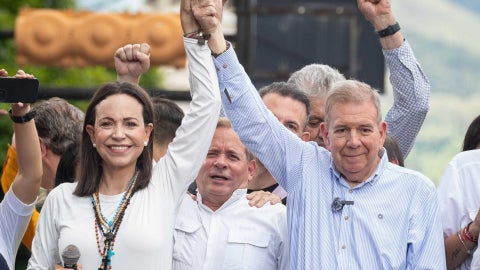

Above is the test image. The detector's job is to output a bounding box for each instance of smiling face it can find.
[321,101,386,186]
[86,93,152,172]
[196,126,255,211]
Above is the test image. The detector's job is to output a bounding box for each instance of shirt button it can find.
[223,64,228,69]
[348,189,353,193]
[344,216,349,221]
[341,244,346,249]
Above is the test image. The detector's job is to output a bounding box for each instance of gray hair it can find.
[325,80,382,124]
[32,97,84,156]
[287,64,346,99]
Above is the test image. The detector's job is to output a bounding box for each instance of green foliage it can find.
[0,0,163,171]
[0,0,75,14]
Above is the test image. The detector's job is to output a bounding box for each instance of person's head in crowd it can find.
[287,64,345,147]
[75,81,154,196]
[383,134,404,167]
[320,80,386,185]
[11,97,84,190]
[259,82,311,141]
[54,143,79,187]
[249,82,310,194]
[195,118,256,211]
[151,96,184,162]
[462,114,480,151]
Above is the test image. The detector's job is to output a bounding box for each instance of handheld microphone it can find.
[62,244,81,269]
[331,197,354,213]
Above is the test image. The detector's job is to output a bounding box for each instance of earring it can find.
[92,143,96,148]
[144,141,148,146]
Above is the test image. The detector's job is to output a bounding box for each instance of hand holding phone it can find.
[0,76,39,103]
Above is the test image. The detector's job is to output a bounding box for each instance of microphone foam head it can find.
[62,244,81,265]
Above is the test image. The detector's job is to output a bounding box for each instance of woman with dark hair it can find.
[28,43,221,269]
[462,114,480,151]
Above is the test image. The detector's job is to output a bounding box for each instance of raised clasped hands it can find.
[181,0,227,34]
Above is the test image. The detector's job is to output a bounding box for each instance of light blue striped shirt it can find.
[212,45,445,270]
[383,40,430,158]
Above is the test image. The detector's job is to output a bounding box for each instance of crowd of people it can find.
[0,0,479,269]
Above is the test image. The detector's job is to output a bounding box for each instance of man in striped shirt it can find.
[184,0,446,269]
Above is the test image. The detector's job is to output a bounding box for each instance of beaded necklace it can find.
[90,171,138,270]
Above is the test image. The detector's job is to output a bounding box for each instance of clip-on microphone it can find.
[331,197,354,213]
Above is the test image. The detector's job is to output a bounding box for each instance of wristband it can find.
[376,22,401,38]
[211,42,231,58]
[8,109,36,124]
[184,29,210,45]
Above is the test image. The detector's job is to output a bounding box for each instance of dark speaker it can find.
[234,0,385,92]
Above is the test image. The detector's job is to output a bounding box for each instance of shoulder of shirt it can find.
[384,163,435,190]
[48,182,78,198]
[451,149,480,164]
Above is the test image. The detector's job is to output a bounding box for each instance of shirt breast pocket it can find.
[222,229,273,270]
[173,220,202,267]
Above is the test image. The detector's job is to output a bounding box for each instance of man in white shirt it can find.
[172,118,288,270]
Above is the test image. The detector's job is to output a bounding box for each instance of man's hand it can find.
[114,43,150,85]
[247,190,282,208]
[357,0,395,29]
[358,0,402,49]
[191,0,224,34]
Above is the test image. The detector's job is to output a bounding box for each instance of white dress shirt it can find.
[173,189,288,270]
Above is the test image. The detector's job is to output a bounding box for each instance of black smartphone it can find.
[0,77,39,103]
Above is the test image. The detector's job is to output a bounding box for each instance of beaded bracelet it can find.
[458,231,473,255]
[463,222,479,243]
[183,29,210,45]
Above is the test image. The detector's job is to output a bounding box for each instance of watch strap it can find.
[376,22,401,38]
[8,109,36,123]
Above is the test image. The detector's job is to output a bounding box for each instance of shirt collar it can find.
[330,147,388,188]
[198,189,247,212]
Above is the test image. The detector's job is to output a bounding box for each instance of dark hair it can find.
[462,114,480,151]
[151,96,184,146]
[383,134,404,167]
[54,143,79,187]
[258,82,311,128]
[31,97,84,156]
[74,82,154,196]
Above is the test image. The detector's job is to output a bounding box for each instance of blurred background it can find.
[1,0,479,190]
